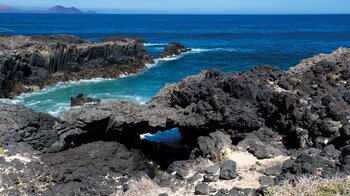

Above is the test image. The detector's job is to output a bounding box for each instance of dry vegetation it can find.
[265,175,350,196]
[121,177,164,196]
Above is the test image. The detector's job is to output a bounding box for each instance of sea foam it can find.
[144,43,166,46]
[140,128,182,147]
[191,47,238,53]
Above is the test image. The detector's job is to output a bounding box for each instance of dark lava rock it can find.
[339,144,350,174]
[0,35,154,98]
[39,141,148,195]
[282,153,318,175]
[259,176,275,187]
[188,174,203,184]
[247,141,269,159]
[158,42,191,59]
[2,48,350,194]
[202,165,220,182]
[203,174,219,182]
[195,183,210,195]
[0,102,57,152]
[70,93,101,107]
[30,34,86,44]
[42,141,147,181]
[195,131,232,160]
[219,160,237,180]
[228,188,256,196]
[263,165,282,176]
[322,145,340,159]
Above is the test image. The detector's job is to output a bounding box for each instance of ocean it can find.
[1,14,350,115]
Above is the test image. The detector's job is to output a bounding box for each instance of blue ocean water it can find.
[1,14,350,115]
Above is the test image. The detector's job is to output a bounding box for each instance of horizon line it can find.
[1,12,350,15]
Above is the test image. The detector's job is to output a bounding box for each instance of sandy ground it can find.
[123,148,290,196]
[212,148,290,190]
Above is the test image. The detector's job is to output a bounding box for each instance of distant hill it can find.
[0,4,96,14]
[0,3,15,12]
[48,5,96,14]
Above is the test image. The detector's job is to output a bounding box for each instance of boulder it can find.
[195,131,232,161]
[339,145,350,174]
[158,42,191,59]
[70,93,101,107]
[219,160,237,180]
[195,183,210,195]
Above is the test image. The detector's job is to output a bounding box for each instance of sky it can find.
[1,0,350,14]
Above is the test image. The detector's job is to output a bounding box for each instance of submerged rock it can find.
[158,42,191,59]
[70,93,101,107]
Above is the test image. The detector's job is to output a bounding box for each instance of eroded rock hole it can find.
[137,127,191,169]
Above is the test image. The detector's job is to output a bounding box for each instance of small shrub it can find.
[122,177,162,196]
[264,176,350,196]
[0,147,4,156]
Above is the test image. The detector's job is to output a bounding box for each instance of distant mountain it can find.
[48,5,82,14]
[0,4,96,14]
[0,3,15,11]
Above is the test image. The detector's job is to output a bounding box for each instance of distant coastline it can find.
[0,4,96,14]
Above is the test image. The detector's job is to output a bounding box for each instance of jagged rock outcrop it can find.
[0,35,154,98]
[158,42,191,59]
[1,48,350,195]
[70,93,101,106]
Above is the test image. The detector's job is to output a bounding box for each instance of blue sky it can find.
[1,0,350,14]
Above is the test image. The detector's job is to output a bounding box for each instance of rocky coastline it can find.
[0,44,350,195]
[0,35,154,98]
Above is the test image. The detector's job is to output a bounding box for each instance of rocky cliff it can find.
[0,48,349,195]
[0,35,154,98]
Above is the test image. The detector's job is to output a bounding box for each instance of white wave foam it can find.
[145,60,159,68]
[61,77,114,85]
[157,53,186,61]
[190,48,237,53]
[0,28,13,32]
[12,72,139,99]
[140,128,182,147]
[144,43,166,46]
[47,103,69,117]
[0,98,22,105]
[26,101,42,106]
[119,73,137,78]
[118,95,148,104]
[155,47,238,62]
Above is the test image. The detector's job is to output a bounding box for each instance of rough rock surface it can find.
[0,35,154,98]
[158,42,191,59]
[70,93,101,106]
[1,48,350,195]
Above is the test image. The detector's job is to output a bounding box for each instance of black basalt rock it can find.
[70,93,101,107]
[158,42,191,59]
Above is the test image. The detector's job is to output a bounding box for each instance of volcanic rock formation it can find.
[158,42,191,59]
[0,48,350,195]
[0,35,154,98]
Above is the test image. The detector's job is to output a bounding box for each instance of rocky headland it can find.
[0,34,154,98]
[0,45,350,195]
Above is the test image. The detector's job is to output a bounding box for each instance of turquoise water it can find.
[1,14,350,115]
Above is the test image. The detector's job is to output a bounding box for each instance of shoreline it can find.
[0,34,155,98]
[0,47,350,194]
